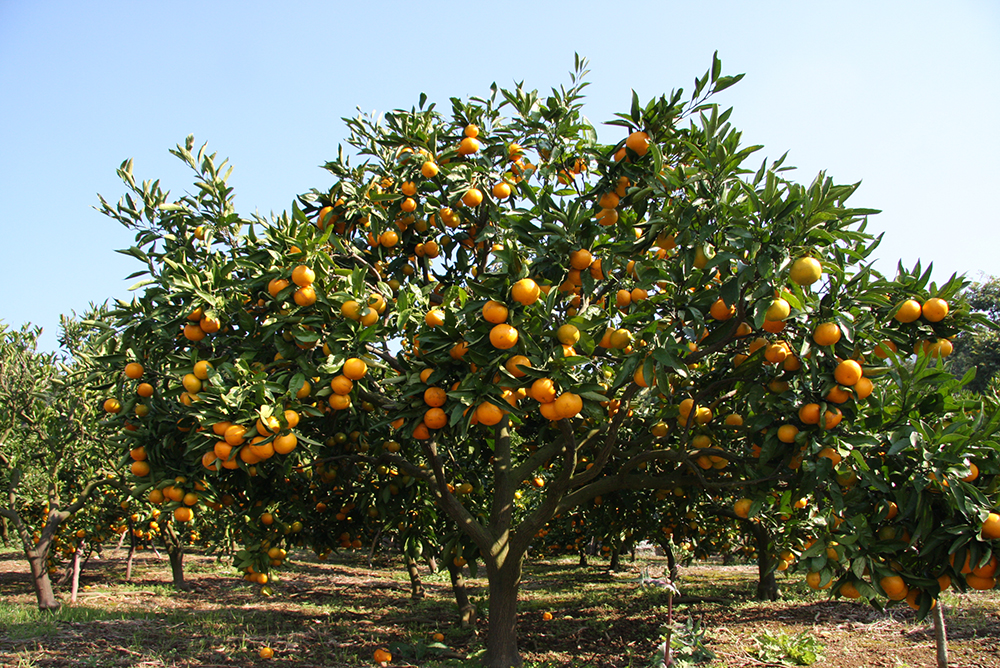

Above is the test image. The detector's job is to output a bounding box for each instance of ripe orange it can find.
[458,137,481,155]
[777,424,799,444]
[379,229,399,247]
[554,392,583,419]
[922,297,948,322]
[834,359,863,386]
[130,460,151,477]
[124,362,144,379]
[330,375,354,395]
[273,433,297,455]
[224,424,248,446]
[817,447,842,466]
[259,647,274,659]
[294,286,317,307]
[541,611,554,621]
[709,298,734,321]
[373,647,393,664]
[476,402,505,426]
[812,322,841,346]
[424,387,447,407]
[596,208,618,226]
[421,161,439,178]
[873,339,898,358]
[556,324,580,345]
[531,378,557,404]
[342,357,368,380]
[806,571,831,590]
[854,376,874,400]
[894,299,922,323]
[511,278,540,305]
[625,130,650,156]
[291,264,315,287]
[424,407,448,430]
[489,324,519,349]
[173,507,194,522]
[881,574,908,600]
[425,309,445,327]
[733,498,752,518]
[982,513,1000,540]
[965,573,996,590]
[462,188,484,207]
[505,355,531,377]
[798,403,821,425]
[482,300,509,324]
[569,249,593,270]
[450,341,469,359]
[492,181,512,199]
[598,192,620,209]
[839,581,862,599]
[609,328,633,349]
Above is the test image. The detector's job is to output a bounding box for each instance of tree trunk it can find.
[933,600,949,668]
[163,533,188,590]
[746,520,778,601]
[483,555,525,668]
[609,545,622,571]
[27,549,60,610]
[665,541,679,581]
[125,532,136,581]
[447,562,476,627]
[70,540,85,603]
[427,554,438,573]
[405,552,425,599]
[578,549,588,567]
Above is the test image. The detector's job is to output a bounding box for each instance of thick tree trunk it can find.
[27,549,60,610]
[483,555,525,668]
[746,520,778,601]
[933,601,949,668]
[447,562,476,627]
[164,538,188,590]
[405,552,425,599]
[578,549,588,567]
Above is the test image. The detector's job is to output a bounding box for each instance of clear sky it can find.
[2,0,998,350]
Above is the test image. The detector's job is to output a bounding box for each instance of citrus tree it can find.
[0,315,117,609]
[98,54,1000,667]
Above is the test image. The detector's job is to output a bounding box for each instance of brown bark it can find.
[27,549,60,610]
[933,601,949,668]
[405,552,425,599]
[69,539,85,603]
[447,562,476,627]
[482,555,524,668]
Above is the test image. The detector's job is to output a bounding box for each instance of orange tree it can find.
[99,55,1000,667]
[300,55,1000,666]
[0,315,118,609]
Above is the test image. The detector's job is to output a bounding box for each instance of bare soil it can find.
[1,548,998,667]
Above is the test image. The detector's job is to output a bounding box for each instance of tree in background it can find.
[0,313,116,609]
[949,275,1000,394]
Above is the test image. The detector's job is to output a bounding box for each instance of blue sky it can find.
[2,0,998,350]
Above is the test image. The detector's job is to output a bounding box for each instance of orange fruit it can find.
[553,392,583,419]
[330,375,353,395]
[880,575,908,600]
[777,424,799,444]
[457,137,481,155]
[273,433,297,455]
[511,278,540,305]
[854,376,874,400]
[341,300,362,320]
[482,300,509,324]
[424,407,448,430]
[596,208,618,226]
[293,286,317,307]
[137,382,154,398]
[424,387,447,407]
[733,498,752,518]
[476,402,505,426]
[379,229,399,247]
[373,648,393,664]
[425,309,445,327]
[173,507,193,522]
[492,182,512,199]
[556,324,580,345]
[449,341,469,359]
[598,192,620,209]
[834,359,863,386]
[922,297,948,322]
[343,357,368,380]
[104,398,121,414]
[982,513,1000,540]
[817,447,842,466]
[291,265,315,287]
[130,460,151,477]
[462,188,484,207]
[789,257,822,286]
[259,647,274,659]
[894,299,922,323]
[542,611,554,621]
[839,581,861,599]
[489,324,519,349]
[873,339,898,359]
[812,322,841,346]
[569,249,593,270]
[965,573,996,590]
[421,161,439,178]
[505,355,531,378]
[224,424,248,446]
[530,378,557,404]
[806,571,831,590]
[625,131,650,156]
[765,298,790,321]
[124,362,144,379]
[709,298,734,321]
[798,403,821,425]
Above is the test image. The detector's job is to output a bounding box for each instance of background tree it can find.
[0,313,116,610]
[948,275,1000,393]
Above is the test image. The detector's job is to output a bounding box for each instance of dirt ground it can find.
[1,548,999,667]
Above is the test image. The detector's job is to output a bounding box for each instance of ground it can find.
[1,545,998,667]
